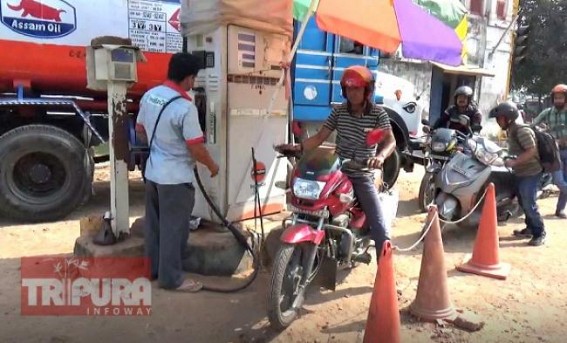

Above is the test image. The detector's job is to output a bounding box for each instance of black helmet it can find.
[489,101,519,121]
[454,85,474,99]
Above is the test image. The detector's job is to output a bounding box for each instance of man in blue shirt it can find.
[136,53,219,292]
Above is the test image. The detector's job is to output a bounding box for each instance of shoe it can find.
[528,234,546,246]
[513,228,532,238]
[555,211,567,219]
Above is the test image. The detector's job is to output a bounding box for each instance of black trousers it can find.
[144,180,195,289]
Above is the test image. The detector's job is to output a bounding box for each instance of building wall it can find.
[474,0,516,136]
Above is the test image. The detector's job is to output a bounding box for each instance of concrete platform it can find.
[75,218,255,276]
[74,214,288,276]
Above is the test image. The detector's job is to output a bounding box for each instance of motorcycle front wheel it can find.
[267,243,320,331]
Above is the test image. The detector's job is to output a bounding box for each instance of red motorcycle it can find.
[267,129,385,330]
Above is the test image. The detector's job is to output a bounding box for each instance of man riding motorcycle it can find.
[276,65,396,257]
[433,85,483,135]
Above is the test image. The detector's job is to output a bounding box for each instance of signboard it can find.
[0,0,182,54]
[128,0,182,53]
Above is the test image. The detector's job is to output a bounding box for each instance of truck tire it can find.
[382,148,401,190]
[0,125,91,222]
[79,147,95,207]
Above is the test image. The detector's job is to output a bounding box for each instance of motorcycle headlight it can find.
[432,142,447,152]
[292,178,326,200]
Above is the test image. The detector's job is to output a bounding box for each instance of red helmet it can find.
[551,84,567,97]
[340,66,375,98]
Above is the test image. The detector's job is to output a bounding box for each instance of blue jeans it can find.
[349,174,389,252]
[552,149,567,213]
[516,173,545,238]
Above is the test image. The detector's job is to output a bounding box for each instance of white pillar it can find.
[107,82,130,236]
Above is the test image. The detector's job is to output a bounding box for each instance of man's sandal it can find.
[175,279,203,293]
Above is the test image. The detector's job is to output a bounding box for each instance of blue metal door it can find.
[293,17,335,121]
[330,38,380,104]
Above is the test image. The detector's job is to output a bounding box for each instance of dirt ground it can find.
[1,165,567,343]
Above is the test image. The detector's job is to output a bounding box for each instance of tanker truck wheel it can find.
[0,125,91,222]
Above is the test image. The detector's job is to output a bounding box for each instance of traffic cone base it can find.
[456,183,511,280]
[409,205,456,322]
[456,254,511,280]
[409,302,457,322]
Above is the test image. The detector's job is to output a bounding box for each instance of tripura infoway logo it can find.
[21,255,152,316]
[0,0,77,38]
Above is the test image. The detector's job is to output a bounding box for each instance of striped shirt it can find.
[533,107,567,141]
[507,123,542,177]
[323,102,391,176]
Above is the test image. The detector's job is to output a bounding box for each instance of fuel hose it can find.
[193,166,260,293]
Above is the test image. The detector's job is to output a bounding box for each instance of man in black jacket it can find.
[433,85,483,134]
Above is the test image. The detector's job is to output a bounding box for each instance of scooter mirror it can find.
[421,119,430,126]
[422,126,431,133]
[366,128,387,146]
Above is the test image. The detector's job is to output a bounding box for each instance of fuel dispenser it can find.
[184,25,291,223]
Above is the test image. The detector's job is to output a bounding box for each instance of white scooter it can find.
[433,119,520,228]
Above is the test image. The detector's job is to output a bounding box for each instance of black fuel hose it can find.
[193,166,260,293]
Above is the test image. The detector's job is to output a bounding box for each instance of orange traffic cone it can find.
[456,183,511,280]
[363,240,400,343]
[409,205,457,321]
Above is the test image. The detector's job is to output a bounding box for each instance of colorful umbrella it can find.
[415,0,469,62]
[293,0,464,66]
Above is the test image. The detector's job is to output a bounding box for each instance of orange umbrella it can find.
[315,0,401,53]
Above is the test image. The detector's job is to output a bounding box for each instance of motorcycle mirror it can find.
[366,128,387,146]
[421,118,430,126]
[422,126,431,133]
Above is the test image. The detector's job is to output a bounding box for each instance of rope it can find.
[393,215,435,252]
[392,187,489,252]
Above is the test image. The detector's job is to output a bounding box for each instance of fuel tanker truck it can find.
[0,0,184,222]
